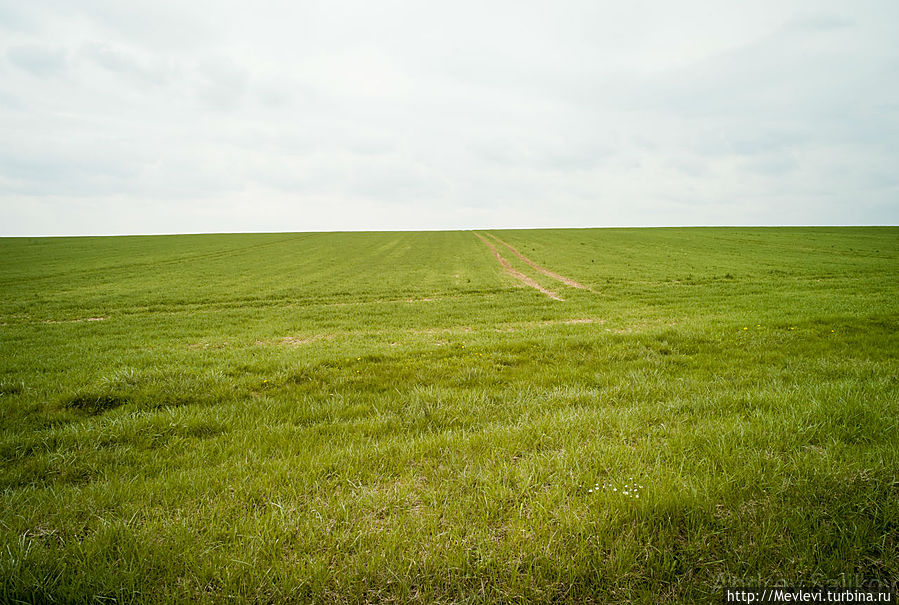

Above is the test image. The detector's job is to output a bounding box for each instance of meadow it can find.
[0,227,896,603]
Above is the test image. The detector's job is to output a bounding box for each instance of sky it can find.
[1,0,897,236]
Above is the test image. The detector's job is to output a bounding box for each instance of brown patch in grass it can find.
[409,326,474,335]
[254,317,602,347]
[253,334,336,347]
[484,233,593,291]
[473,232,563,301]
[188,341,230,350]
[44,316,108,324]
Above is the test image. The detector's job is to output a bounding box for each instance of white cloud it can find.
[6,44,67,76]
[0,0,897,235]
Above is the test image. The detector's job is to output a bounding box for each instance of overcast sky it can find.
[1,1,897,235]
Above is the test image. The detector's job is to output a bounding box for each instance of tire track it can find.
[473,232,563,301]
[484,233,591,290]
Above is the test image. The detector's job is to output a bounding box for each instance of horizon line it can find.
[1,223,897,239]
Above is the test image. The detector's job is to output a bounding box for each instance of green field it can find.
[1,227,897,603]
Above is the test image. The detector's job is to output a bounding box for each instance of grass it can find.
[0,227,897,603]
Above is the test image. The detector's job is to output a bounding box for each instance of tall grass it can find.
[0,228,896,602]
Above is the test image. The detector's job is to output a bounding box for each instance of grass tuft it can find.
[65,393,129,414]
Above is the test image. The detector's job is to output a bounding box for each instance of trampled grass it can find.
[0,227,897,603]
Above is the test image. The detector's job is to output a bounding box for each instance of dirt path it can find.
[484,233,591,290]
[473,232,563,301]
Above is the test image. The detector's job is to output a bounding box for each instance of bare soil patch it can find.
[485,233,592,291]
[44,316,109,324]
[473,232,563,301]
[271,335,334,347]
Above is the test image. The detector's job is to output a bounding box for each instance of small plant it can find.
[0,380,25,396]
[65,393,128,414]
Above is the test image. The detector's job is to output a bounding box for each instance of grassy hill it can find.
[1,227,897,603]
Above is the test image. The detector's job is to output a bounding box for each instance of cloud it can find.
[195,56,249,109]
[6,44,66,76]
[79,42,171,86]
[0,0,897,235]
[785,13,855,32]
